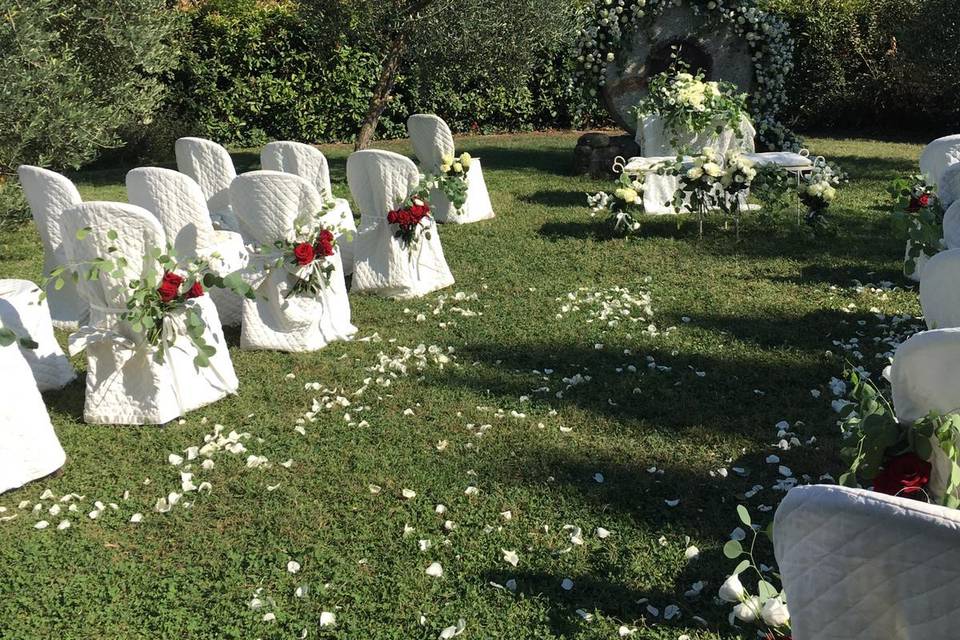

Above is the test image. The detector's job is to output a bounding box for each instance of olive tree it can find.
[305,0,582,149]
[0,0,182,175]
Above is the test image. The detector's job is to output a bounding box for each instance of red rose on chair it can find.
[158,271,184,303]
[872,453,931,497]
[315,229,335,258]
[186,282,205,299]
[293,242,315,266]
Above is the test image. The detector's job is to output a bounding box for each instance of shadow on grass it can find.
[522,190,592,209]
[824,154,916,182]
[769,263,907,289]
[475,146,574,175]
[430,340,838,435]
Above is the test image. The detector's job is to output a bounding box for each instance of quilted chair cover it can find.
[17,165,88,329]
[938,164,960,210]
[259,141,357,274]
[228,171,356,352]
[0,343,66,495]
[890,327,960,497]
[774,484,960,640]
[919,250,960,330]
[0,279,75,391]
[347,150,455,299]
[126,167,248,327]
[920,134,960,187]
[175,137,238,232]
[59,202,238,425]
[944,200,960,250]
[407,114,495,224]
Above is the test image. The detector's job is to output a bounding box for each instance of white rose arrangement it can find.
[429,152,474,213]
[587,169,656,234]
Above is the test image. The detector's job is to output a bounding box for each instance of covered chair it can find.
[938,164,960,210]
[260,141,357,274]
[0,340,66,494]
[774,484,960,640]
[0,279,75,391]
[175,137,238,232]
[17,165,88,329]
[407,114,495,224]
[944,200,960,250]
[889,327,960,497]
[919,249,960,330]
[347,150,455,299]
[229,171,356,352]
[920,134,960,187]
[126,167,248,327]
[59,202,238,425]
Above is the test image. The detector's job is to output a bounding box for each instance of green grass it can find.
[0,132,924,639]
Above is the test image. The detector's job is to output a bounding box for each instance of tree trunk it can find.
[355,35,407,151]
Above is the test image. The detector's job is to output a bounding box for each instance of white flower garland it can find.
[575,0,800,151]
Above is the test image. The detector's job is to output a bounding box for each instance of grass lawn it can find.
[0,131,924,639]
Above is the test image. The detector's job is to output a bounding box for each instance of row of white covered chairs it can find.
[921,135,960,263]
[775,323,960,639]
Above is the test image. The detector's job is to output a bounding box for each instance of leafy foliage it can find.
[888,173,944,276]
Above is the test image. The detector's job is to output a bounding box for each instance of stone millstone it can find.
[602,4,755,134]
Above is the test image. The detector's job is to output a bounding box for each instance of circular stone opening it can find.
[646,38,714,80]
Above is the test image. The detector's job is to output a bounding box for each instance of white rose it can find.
[441,153,455,166]
[718,574,745,603]
[761,597,790,627]
[823,186,837,202]
[686,167,704,180]
[703,162,723,178]
[452,162,464,174]
[733,596,761,623]
[460,152,472,169]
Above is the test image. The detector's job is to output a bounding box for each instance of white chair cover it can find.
[59,202,238,425]
[920,249,960,330]
[347,150,455,299]
[126,167,248,327]
[637,113,756,157]
[407,114,495,224]
[920,134,960,187]
[889,327,960,496]
[17,165,88,329]
[944,200,960,250]
[938,164,960,210]
[228,171,356,352]
[0,279,75,391]
[175,137,238,232]
[260,141,357,274]
[0,343,66,494]
[774,484,960,640]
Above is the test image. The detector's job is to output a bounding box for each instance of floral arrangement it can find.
[429,152,473,212]
[275,227,338,298]
[575,0,798,150]
[888,174,945,276]
[587,170,649,233]
[717,150,757,240]
[669,146,726,237]
[46,231,254,368]
[839,370,960,508]
[750,164,795,221]
[633,69,748,152]
[798,158,846,231]
[388,194,434,250]
[720,505,791,638]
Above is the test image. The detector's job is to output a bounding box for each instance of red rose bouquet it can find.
[387,196,433,250]
[45,230,255,368]
[274,226,339,297]
[888,173,944,276]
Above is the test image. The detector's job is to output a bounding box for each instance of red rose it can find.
[315,229,335,257]
[293,242,315,266]
[157,271,184,303]
[919,194,931,207]
[186,282,204,299]
[872,453,931,497]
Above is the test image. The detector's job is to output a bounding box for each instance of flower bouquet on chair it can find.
[387,194,434,253]
[273,227,339,298]
[429,152,473,214]
[888,173,945,277]
[46,230,253,368]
